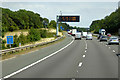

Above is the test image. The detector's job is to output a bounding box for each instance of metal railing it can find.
[0,36,64,55]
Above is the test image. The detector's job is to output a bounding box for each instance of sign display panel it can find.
[7,36,13,44]
[59,16,80,22]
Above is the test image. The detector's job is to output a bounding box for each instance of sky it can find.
[1,0,120,2]
[2,1,119,28]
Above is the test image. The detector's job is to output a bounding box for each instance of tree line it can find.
[1,7,74,36]
[1,7,74,49]
[2,7,49,32]
[1,7,85,33]
[90,8,120,35]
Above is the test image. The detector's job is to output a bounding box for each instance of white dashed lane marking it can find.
[113,50,115,53]
[83,55,86,58]
[78,62,83,67]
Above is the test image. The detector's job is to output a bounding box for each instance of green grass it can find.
[2,36,65,60]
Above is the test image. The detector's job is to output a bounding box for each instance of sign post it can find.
[56,15,80,36]
[6,36,13,48]
[56,15,59,36]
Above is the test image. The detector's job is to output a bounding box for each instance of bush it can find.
[2,32,4,38]
[46,33,56,38]
[12,34,19,47]
[28,28,41,42]
[2,40,6,49]
[40,30,47,38]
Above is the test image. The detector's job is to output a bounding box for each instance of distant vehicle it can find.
[99,29,106,35]
[98,29,106,39]
[68,30,72,35]
[86,34,92,40]
[100,35,107,42]
[72,29,77,36]
[108,37,119,45]
[82,32,87,38]
[107,33,111,37]
[75,33,82,40]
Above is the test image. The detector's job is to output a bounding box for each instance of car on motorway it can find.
[68,30,72,35]
[86,34,92,40]
[75,33,82,40]
[82,32,87,38]
[72,29,77,36]
[108,37,119,45]
[99,35,107,42]
[107,33,111,37]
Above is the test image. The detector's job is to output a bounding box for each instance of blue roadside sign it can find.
[60,26,62,30]
[7,36,13,44]
[62,28,64,30]
[67,29,69,31]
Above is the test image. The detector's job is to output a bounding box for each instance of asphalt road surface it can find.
[2,33,119,79]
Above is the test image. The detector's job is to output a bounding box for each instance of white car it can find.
[86,34,92,40]
[108,37,119,45]
[75,33,82,40]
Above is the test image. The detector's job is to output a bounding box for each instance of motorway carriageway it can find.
[1,32,119,79]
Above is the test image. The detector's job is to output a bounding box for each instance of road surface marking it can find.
[84,40,87,50]
[1,36,74,80]
[78,62,83,67]
[77,70,79,73]
[83,55,86,58]
[72,78,75,80]
[85,50,87,52]
[113,50,115,53]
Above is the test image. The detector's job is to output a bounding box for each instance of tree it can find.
[90,7,120,34]
[49,20,56,28]
[28,28,41,42]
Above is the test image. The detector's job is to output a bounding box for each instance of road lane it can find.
[78,38,118,78]
[95,36,119,55]
[2,33,73,77]
[3,35,118,79]
[11,39,85,78]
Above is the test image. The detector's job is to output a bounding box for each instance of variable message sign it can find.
[58,16,80,22]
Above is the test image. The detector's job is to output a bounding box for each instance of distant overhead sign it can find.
[60,26,62,29]
[58,16,80,22]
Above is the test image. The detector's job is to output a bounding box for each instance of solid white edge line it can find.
[1,36,74,79]
[78,62,83,67]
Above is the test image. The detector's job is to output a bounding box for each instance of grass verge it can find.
[2,36,65,61]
